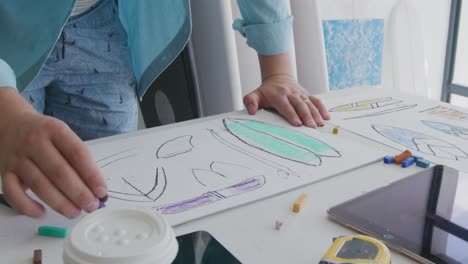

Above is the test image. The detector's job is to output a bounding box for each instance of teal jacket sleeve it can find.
[0,59,17,90]
[233,0,293,55]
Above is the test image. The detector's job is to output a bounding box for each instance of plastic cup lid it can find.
[63,207,178,264]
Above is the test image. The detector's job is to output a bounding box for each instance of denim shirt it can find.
[0,0,293,99]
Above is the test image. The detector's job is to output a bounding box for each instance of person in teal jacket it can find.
[0,0,329,218]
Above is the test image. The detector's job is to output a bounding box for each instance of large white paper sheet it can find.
[89,110,382,226]
[320,88,468,171]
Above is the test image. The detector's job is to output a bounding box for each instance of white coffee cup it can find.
[63,207,178,264]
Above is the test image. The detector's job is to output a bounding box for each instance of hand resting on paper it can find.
[0,87,107,218]
[244,74,330,128]
[243,51,330,128]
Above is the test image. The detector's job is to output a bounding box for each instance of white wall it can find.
[290,0,329,95]
[190,1,244,116]
[233,0,451,100]
[230,1,297,96]
[292,0,450,100]
[191,0,450,113]
[230,1,262,96]
[411,0,450,99]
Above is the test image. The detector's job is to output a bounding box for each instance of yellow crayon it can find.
[293,193,308,213]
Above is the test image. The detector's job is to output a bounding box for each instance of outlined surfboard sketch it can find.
[330,97,403,112]
[157,176,266,214]
[156,135,194,159]
[209,129,297,177]
[373,124,468,160]
[193,161,260,187]
[329,97,417,120]
[422,120,468,140]
[420,106,468,122]
[108,167,167,202]
[343,104,418,120]
[223,119,341,166]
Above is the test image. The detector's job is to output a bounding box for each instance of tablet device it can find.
[174,230,241,264]
[328,165,468,263]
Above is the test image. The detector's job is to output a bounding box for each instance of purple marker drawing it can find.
[157,176,266,214]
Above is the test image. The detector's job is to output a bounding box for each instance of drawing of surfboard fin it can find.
[156,135,194,159]
[193,161,261,187]
[146,167,168,201]
[108,167,167,202]
[192,169,225,187]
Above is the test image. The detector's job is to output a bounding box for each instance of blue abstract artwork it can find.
[323,19,384,90]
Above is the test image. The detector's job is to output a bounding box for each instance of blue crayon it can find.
[383,156,395,164]
[415,159,430,168]
[401,157,415,168]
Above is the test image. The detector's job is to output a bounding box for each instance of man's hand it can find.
[245,51,330,127]
[243,74,330,127]
[0,88,107,218]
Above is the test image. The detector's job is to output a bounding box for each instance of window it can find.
[442,0,468,108]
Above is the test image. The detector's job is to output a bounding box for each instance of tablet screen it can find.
[174,230,241,264]
[328,165,468,263]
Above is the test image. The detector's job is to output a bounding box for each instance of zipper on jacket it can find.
[61,31,67,59]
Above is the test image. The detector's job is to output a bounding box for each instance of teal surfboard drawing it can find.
[223,119,341,166]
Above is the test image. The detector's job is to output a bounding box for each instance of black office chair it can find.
[139,41,201,128]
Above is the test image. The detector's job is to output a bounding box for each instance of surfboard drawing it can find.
[330,97,403,112]
[157,176,266,214]
[422,121,468,140]
[223,119,341,166]
[373,124,468,160]
[156,135,194,159]
[420,106,468,122]
[97,148,168,203]
[343,104,418,120]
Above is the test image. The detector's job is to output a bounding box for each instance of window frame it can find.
[442,0,468,102]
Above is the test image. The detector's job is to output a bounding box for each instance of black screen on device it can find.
[173,231,241,264]
[329,165,468,264]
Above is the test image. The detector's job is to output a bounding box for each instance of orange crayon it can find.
[395,150,412,164]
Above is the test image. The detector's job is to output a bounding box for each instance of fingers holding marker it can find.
[16,158,81,219]
[50,120,107,199]
[30,140,99,214]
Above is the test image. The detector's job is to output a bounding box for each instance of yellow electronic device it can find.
[320,235,391,264]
